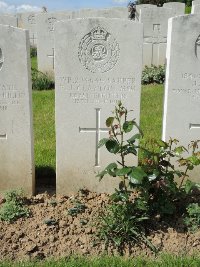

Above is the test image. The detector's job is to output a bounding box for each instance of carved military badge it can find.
[0,48,3,71]
[78,26,120,73]
[195,34,200,60]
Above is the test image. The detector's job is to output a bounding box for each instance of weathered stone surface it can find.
[192,0,200,13]
[139,7,175,66]
[0,14,17,27]
[163,2,185,16]
[36,11,73,74]
[162,14,200,182]
[55,18,143,194]
[0,25,34,195]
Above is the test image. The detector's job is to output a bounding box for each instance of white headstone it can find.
[55,18,143,194]
[19,12,40,47]
[135,4,156,21]
[163,14,200,182]
[139,7,175,66]
[0,25,34,195]
[36,11,73,74]
[191,3,200,13]
[163,2,185,16]
[0,14,17,27]
[192,0,200,13]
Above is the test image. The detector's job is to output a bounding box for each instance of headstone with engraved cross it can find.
[36,11,73,74]
[163,14,200,182]
[0,24,34,195]
[139,7,175,66]
[55,18,143,194]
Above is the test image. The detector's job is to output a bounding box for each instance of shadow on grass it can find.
[35,166,56,195]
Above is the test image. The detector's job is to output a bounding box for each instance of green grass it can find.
[140,84,164,142]
[1,254,200,267]
[185,6,191,14]
[31,56,37,70]
[32,90,55,180]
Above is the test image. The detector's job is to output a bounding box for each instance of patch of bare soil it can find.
[0,190,200,261]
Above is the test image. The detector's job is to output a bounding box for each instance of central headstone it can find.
[55,18,143,194]
[0,25,34,195]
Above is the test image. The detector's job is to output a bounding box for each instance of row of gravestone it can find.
[0,14,200,196]
[0,3,186,72]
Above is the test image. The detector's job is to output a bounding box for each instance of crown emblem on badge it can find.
[78,25,120,73]
[91,26,108,41]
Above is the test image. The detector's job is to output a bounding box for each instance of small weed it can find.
[68,201,87,216]
[0,189,30,222]
[49,199,57,207]
[142,65,165,85]
[97,102,200,253]
[32,68,54,90]
[184,203,200,232]
[44,218,57,226]
[30,46,37,58]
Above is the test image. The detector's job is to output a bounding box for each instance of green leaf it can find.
[156,140,168,149]
[123,121,134,133]
[96,170,107,181]
[184,180,196,194]
[98,138,109,148]
[129,167,146,184]
[127,133,141,143]
[106,140,120,154]
[174,146,187,156]
[188,155,200,166]
[106,117,114,127]
[116,167,132,176]
[106,163,118,177]
[106,162,118,170]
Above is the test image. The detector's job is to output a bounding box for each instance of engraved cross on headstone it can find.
[79,108,110,167]
[47,48,55,69]
[144,35,167,65]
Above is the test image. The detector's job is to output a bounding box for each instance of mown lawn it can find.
[1,254,200,267]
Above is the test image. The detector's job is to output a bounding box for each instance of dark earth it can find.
[1,187,200,261]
